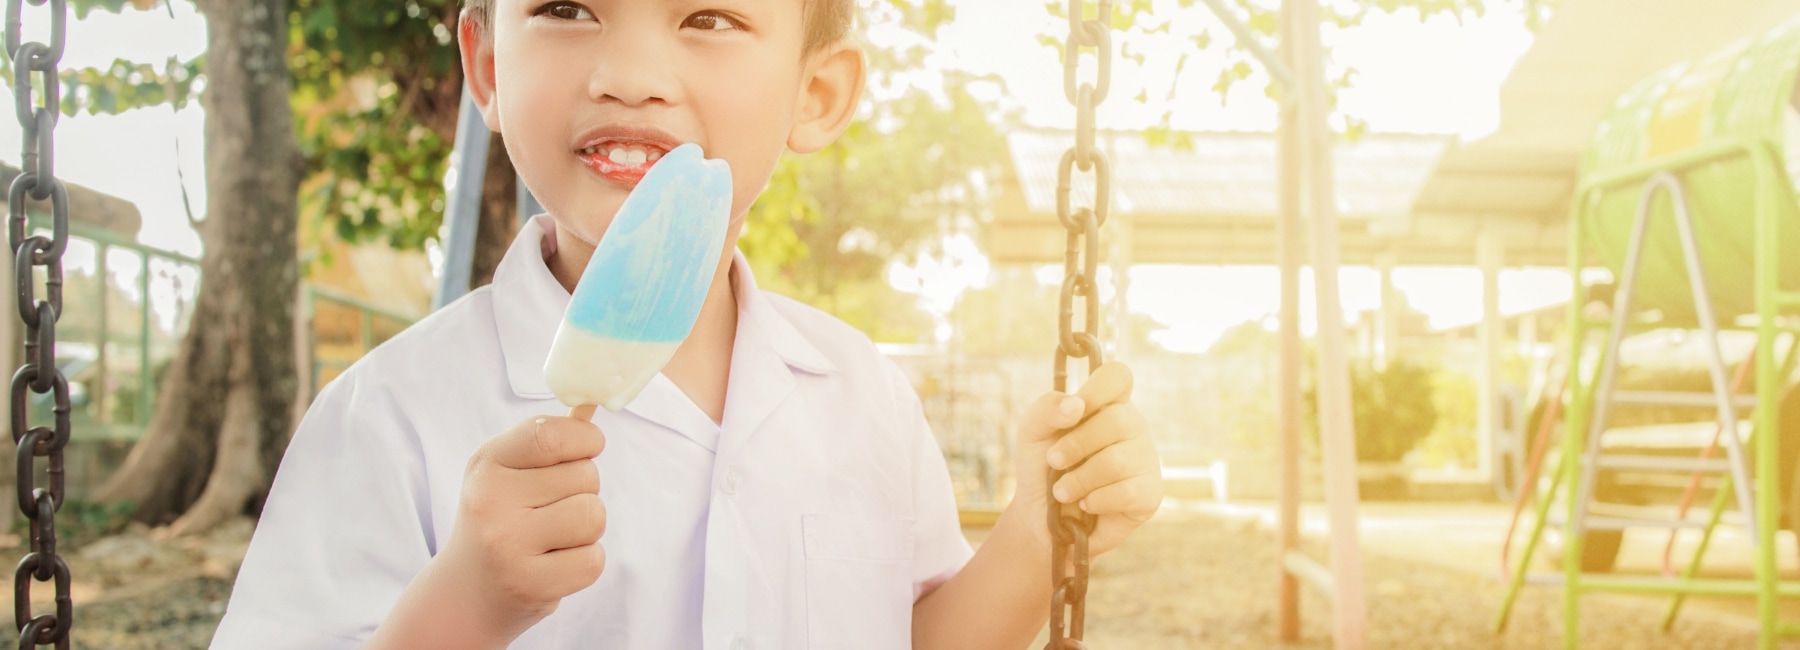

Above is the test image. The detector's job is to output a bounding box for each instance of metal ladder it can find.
[1495,165,1800,649]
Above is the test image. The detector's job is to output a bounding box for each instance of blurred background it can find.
[9,0,1800,647]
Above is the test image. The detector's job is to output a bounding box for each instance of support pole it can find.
[1478,227,1505,482]
[1197,0,1295,90]
[1274,3,1304,641]
[433,89,491,311]
[1375,251,1398,370]
[1290,0,1369,646]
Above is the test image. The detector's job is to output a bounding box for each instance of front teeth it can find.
[607,149,646,165]
[582,144,666,167]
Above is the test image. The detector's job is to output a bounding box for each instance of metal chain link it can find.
[6,0,72,647]
[1047,0,1110,648]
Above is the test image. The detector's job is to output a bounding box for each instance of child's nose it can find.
[585,33,678,107]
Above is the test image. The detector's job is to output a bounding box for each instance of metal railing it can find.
[22,218,420,438]
[300,283,418,399]
[27,220,199,441]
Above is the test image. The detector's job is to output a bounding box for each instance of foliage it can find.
[22,498,139,547]
[1415,367,1476,467]
[1040,0,1560,147]
[951,268,1058,354]
[1306,357,1440,463]
[287,0,465,253]
[744,72,1009,339]
[1208,319,1280,358]
[733,0,1011,340]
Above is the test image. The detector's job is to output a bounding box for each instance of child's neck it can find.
[548,227,739,426]
[661,261,737,425]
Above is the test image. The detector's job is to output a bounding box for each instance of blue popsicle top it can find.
[565,143,732,343]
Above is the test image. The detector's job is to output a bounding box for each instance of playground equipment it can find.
[1496,16,1800,649]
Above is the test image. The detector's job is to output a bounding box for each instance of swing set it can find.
[0,0,1385,648]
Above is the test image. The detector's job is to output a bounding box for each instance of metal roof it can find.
[993,129,1462,265]
[1005,129,1447,219]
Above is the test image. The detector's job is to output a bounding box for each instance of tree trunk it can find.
[95,0,299,534]
[470,131,518,289]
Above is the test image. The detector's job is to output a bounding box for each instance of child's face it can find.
[465,0,839,248]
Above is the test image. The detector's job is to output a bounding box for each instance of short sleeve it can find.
[210,370,436,649]
[884,360,974,602]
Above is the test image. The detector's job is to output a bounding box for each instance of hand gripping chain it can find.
[1046,0,1111,647]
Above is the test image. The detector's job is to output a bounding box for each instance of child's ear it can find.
[459,12,503,132]
[788,40,866,154]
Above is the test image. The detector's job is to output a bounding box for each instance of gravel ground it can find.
[21,507,1800,648]
[1050,506,1789,649]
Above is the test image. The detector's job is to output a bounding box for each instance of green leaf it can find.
[1247,8,1277,36]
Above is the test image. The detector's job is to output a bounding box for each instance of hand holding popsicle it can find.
[369,145,733,649]
[374,413,609,647]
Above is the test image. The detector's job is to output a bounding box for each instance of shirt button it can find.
[722,468,742,495]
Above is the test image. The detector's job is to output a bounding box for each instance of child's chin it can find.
[549,215,609,249]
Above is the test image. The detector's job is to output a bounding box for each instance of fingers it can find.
[1016,391,1088,446]
[1071,362,1134,418]
[518,459,600,508]
[531,542,607,597]
[1075,472,1163,522]
[570,404,598,422]
[1018,364,1136,447]
[1051,437,1159,506]
[532,492,607,552]
[1047,404,1146,470]
[487,416,607,470]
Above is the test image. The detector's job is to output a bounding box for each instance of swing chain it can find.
[1048,0,1110,648]
[6,0,72,647]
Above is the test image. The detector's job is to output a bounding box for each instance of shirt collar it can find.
[489,215,834,405]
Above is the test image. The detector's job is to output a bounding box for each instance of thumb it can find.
[1017,391,1087,449]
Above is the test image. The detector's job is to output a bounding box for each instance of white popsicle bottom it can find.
[543,326,683,412]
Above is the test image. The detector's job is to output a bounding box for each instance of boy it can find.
[211,0,1163,648]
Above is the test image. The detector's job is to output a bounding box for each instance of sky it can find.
[0,0,1555,353]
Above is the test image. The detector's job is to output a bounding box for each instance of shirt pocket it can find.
[802,513,915,650]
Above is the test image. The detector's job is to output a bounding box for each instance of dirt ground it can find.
[6,503,1795,648]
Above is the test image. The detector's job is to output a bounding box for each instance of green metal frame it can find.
[20,217,420,436]
[19,220,202,441]
[1494,138,1800,648]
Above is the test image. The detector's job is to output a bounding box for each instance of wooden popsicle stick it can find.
[570,404,598,422]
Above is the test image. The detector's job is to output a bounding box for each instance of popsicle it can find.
[543,142,733,416]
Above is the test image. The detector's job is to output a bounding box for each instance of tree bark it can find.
[470,131,518,289]
[95,0,299,533]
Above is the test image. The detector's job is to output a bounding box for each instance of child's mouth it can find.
[578,143,669,186]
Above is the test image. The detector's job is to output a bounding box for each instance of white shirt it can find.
[212,215,972,649]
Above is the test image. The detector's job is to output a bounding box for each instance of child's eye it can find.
[535,1,595,21]
[683,11,742,31]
